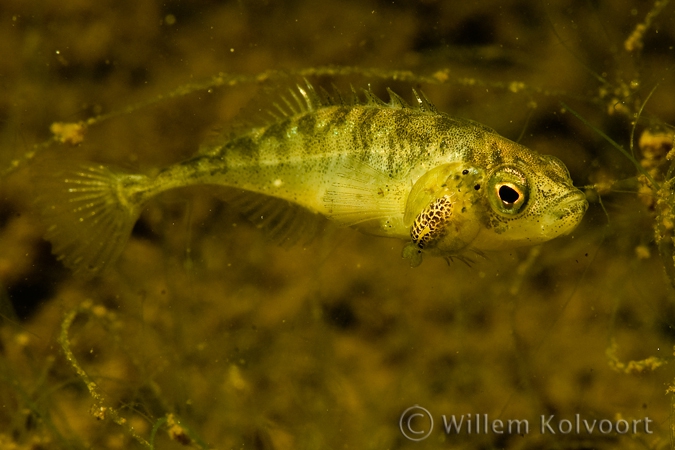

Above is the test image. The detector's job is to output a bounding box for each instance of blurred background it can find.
[0,0,674,448]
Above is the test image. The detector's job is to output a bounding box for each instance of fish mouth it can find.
[555,189,589,219]
[560,189,588,208]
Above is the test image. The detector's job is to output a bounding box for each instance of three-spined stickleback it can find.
[34,82,588,276]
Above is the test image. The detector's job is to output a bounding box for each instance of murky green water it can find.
[1,0,674,448]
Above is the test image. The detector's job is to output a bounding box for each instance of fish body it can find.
[34,82,587,276]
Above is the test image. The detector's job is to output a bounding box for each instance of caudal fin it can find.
[33,161,145,277]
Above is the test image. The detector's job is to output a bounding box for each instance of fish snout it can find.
[555,189,588,223]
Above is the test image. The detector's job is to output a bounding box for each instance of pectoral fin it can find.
[321,158,404,227]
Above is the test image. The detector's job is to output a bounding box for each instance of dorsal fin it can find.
[319,84,345,107]
[386,88,409,109]
[412,89,437,113]
[271,79,327,118]
[296,80,323,111]
[362,85,388,107]
[198,80,439,155]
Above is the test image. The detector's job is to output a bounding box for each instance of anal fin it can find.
[217,189,327,248]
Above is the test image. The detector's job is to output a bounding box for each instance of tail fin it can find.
[32,160,146,277]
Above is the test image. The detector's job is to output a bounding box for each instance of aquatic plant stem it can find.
[2,66,584,181]
[58,301,151,449]
[561,102,659,190]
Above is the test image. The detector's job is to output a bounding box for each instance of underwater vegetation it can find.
[1,0,675,448]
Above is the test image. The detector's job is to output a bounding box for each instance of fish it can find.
[33,81,588,277]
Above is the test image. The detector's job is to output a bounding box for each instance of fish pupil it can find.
[499,185,520,204]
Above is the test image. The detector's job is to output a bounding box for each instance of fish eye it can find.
[497,183,524,209]
[487,166,530,216]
